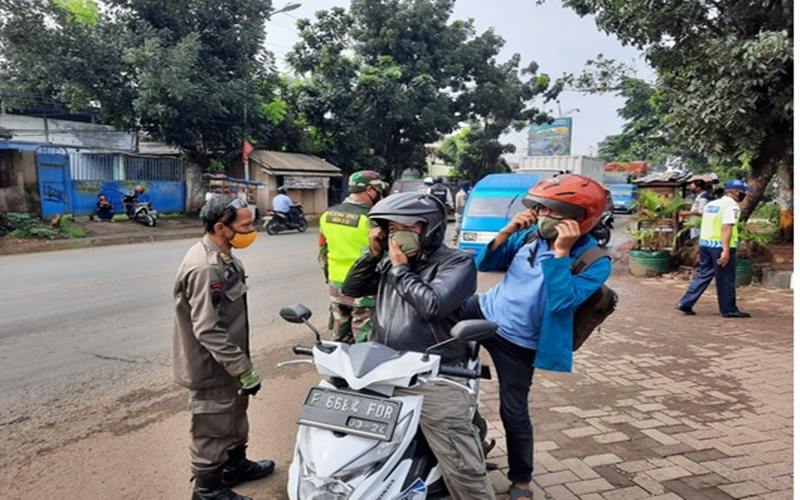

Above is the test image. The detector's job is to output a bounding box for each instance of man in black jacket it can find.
[343,192,495,500]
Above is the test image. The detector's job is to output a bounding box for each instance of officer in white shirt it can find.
[677,179,752,318]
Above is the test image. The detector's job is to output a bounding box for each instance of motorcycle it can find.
[263,204,308,235]
[591,211,614,248]
[278,303,496,500]
[123,194,158,227]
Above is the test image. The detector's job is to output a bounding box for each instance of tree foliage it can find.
[559,0,793,220]
[288,0,558,179]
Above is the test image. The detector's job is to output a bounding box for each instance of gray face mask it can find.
[537,215,561,240]
[389,230,422,257]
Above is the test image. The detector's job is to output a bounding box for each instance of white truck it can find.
[516,155,605,184]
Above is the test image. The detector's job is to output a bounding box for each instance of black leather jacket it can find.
[342,246,477,363]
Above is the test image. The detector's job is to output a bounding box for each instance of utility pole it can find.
[243,104,250,181]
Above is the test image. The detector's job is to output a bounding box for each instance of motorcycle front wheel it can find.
[297,218,308,233]
[266,219,281,235]
[145,214,157,227]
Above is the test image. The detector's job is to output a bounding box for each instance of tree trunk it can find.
[740,126,789,222]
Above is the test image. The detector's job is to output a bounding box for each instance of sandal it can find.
[509,486,533,499]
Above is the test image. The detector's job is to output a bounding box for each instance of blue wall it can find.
[71,180,185,215]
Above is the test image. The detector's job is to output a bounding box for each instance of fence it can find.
[64,151,186,215]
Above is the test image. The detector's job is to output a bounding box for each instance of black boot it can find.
[221,445,276,488]
[192,471,252,500]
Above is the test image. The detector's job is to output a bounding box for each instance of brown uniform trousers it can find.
[173,236,254,476]
[396,380,496,500]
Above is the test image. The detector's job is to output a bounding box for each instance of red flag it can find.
[242,139,254,163]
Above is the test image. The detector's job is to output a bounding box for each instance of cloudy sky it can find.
[265,0,654,160]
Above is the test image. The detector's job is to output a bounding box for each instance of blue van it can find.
[457,173,541,257]
[608,183,638,213]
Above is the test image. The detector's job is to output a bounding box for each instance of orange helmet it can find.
[523,174,608,234]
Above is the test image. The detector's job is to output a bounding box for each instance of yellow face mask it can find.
[228,229,257,249]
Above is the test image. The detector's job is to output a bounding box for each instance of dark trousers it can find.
[459,295,538,483]
[679,246,738,314]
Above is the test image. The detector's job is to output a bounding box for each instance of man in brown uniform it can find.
[173,195,274,500]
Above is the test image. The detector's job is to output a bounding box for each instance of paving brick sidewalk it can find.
[481,274,793,500]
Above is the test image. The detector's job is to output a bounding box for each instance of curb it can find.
[0,229,203,256]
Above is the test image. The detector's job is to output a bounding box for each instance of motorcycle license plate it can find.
[298,388,402,441]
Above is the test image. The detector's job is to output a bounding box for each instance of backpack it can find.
[571,247,618,351]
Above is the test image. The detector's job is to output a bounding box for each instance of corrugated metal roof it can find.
[251,150,342,176]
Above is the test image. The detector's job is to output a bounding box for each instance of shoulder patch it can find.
[210,281,224,308]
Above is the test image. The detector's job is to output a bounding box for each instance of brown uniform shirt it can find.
[173,235,253,390]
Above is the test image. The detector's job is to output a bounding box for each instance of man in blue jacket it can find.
[459,174,611,499]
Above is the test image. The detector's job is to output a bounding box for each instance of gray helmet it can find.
[369,192,447,250]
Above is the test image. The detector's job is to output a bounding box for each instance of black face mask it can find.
[736,192,746,202]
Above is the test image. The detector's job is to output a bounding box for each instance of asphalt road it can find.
[0,215,630,404]
[0,231,329,401]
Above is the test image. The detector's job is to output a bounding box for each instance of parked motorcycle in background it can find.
[277,303,496,500]
[263,204,308,234]
[591,211,614,248]
[123,193,158,227]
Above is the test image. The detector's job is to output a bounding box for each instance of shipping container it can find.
[516,155,605,184]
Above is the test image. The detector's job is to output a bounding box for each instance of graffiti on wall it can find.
[43,184,66,203]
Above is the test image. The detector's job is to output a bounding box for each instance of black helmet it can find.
[369,192,447,250]
[277,186,287,194]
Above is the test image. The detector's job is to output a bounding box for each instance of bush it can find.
[62,225,86,238]
[1,212,83,240]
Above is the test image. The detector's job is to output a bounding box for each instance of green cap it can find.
[349,170,388,193]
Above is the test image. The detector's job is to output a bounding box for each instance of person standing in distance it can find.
[451,180,471,246]
[173,195,275,500]
[677,179,752,318]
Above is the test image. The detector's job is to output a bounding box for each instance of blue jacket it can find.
[476,227,611,373]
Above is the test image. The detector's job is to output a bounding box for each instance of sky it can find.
[265,0,654,161]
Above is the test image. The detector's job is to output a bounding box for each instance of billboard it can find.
[528,117,572,156]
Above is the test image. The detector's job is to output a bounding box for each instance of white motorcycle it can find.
[277,303,496,500]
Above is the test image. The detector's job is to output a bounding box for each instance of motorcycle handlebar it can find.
[293,345,314,356]
[438,365,480,379]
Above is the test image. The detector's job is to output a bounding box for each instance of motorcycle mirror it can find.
[450,320,497,342]
[280,304,313,324]
[422,320,497,361]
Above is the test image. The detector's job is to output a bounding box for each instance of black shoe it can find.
[722,311,751,318]
[222,446,276,488]
[676,304,696,315]
[192,473,251,500]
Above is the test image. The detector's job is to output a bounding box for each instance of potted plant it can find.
[628,189,688,276]
[735,222,772,286]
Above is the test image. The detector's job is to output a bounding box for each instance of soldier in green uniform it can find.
[319,171,389,343]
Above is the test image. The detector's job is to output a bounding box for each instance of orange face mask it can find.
[228,230,257,249]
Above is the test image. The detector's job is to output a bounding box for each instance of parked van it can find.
[457,173,541,257]
[608,183,638,213]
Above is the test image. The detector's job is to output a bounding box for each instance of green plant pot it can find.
[629,250,671,277]
[735,257,753,287]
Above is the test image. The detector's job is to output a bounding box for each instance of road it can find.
[0,231,329,399]
[0,218,635,498]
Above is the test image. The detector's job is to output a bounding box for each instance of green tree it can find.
[112,0,275,163]
[559,0,793,222]
[289,0,558,180]
[0,0,288,165]
[0,0,136,128]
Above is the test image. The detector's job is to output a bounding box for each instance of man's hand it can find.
[553,219,581,258]
[501,210,537,236]
[717,249,730,267]
[239,368,262,396]
[389,239,409,267]
[369,226,386,257]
